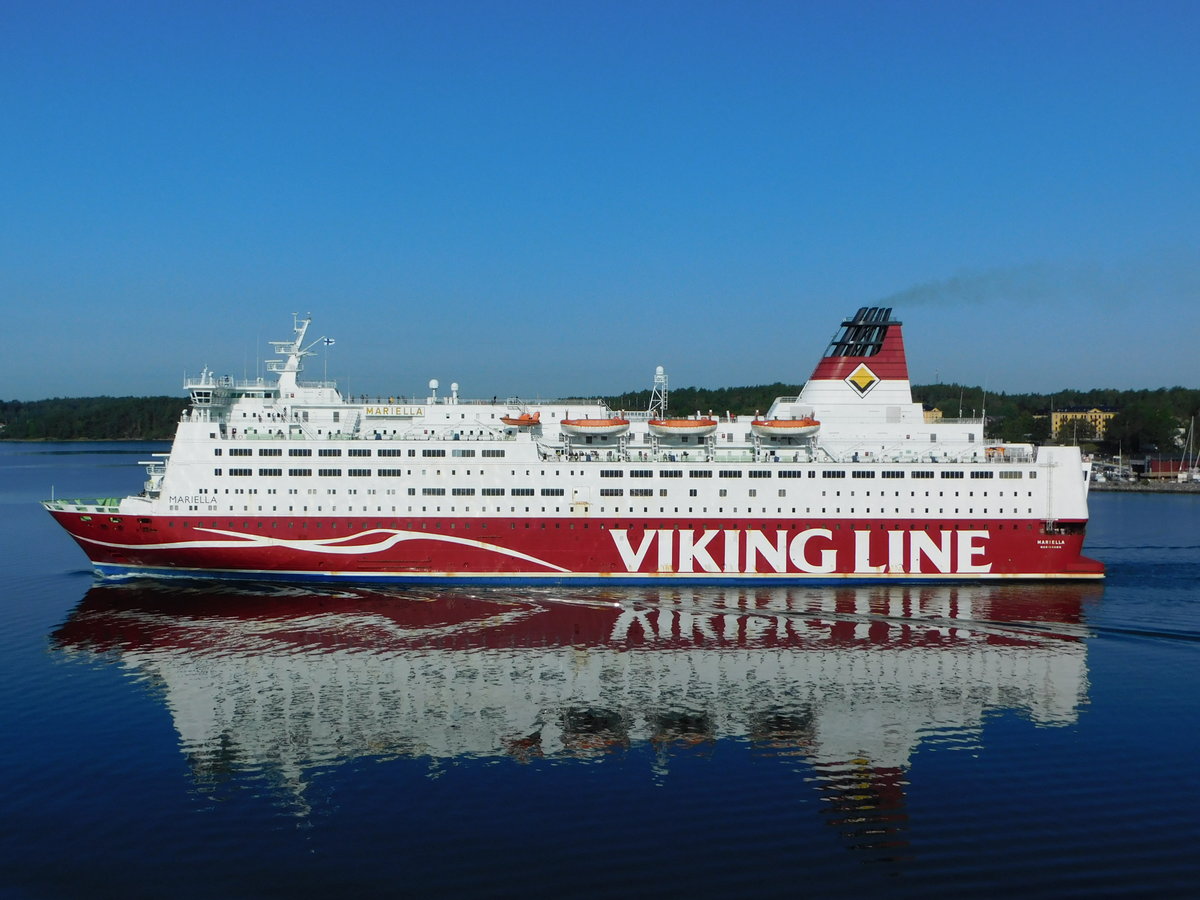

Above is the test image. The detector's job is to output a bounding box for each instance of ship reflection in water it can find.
[52,581,1097,858]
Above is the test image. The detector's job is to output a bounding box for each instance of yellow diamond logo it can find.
[846,364,879,397]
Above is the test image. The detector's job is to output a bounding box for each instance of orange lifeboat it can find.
[560,417,630,437]
[501,411,540,427]
[750,417,820,439]
[648,418,719,438]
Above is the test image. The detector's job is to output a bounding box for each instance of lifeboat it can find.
[648,418,719,438]
[560,417,630,437]
[750,417,820,439]
[501,412,540,427]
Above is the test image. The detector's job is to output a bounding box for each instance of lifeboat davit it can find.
[501,411,540,427]
[750,417,821,439]
[560,417,630,437]
[648,418,719,438]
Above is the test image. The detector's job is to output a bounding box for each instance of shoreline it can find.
[1091,481,1200,493]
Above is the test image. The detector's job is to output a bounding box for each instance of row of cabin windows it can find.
[215,449,1030,479]
[166,501,1041,520]
[421,487,567,496]
[537,466,1031,480]
[164,519,1041,541]
[217,447,506,458]
[204,478,1036,505]
[218,468,1041,489]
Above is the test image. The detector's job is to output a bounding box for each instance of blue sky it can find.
[2,0,1197,401]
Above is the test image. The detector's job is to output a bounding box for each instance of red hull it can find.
[50,509,1105,582]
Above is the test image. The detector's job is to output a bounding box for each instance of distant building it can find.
[1128,457,1192,480]
[1051,406,1116,439]
[923,406,943,424]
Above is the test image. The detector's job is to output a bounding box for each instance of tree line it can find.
[0,397,184,440]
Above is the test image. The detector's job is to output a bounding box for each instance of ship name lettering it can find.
[609,527,992,575]
[364,406,423,417]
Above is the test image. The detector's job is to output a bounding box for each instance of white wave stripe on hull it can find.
[77,527,573,573]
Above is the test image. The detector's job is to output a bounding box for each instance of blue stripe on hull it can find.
[89,562,1098,586]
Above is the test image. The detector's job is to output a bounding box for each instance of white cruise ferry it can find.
[45,307,1104,583]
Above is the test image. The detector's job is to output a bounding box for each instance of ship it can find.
[43,307,1104,583]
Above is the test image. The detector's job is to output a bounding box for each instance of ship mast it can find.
[266,313,313,395]
[649,365,668,418]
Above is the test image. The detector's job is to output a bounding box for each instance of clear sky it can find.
[2,0,1197,401]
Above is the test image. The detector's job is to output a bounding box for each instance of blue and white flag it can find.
[323,337,335,346]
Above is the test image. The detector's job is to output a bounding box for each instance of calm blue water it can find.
[3,442,1199,898]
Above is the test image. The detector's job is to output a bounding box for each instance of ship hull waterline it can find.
[50,509,1105,585]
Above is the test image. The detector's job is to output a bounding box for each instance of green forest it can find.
[3,385,1198,455]
[0,397,185,441]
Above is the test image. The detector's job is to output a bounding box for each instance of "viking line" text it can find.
[609,527,992,574]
